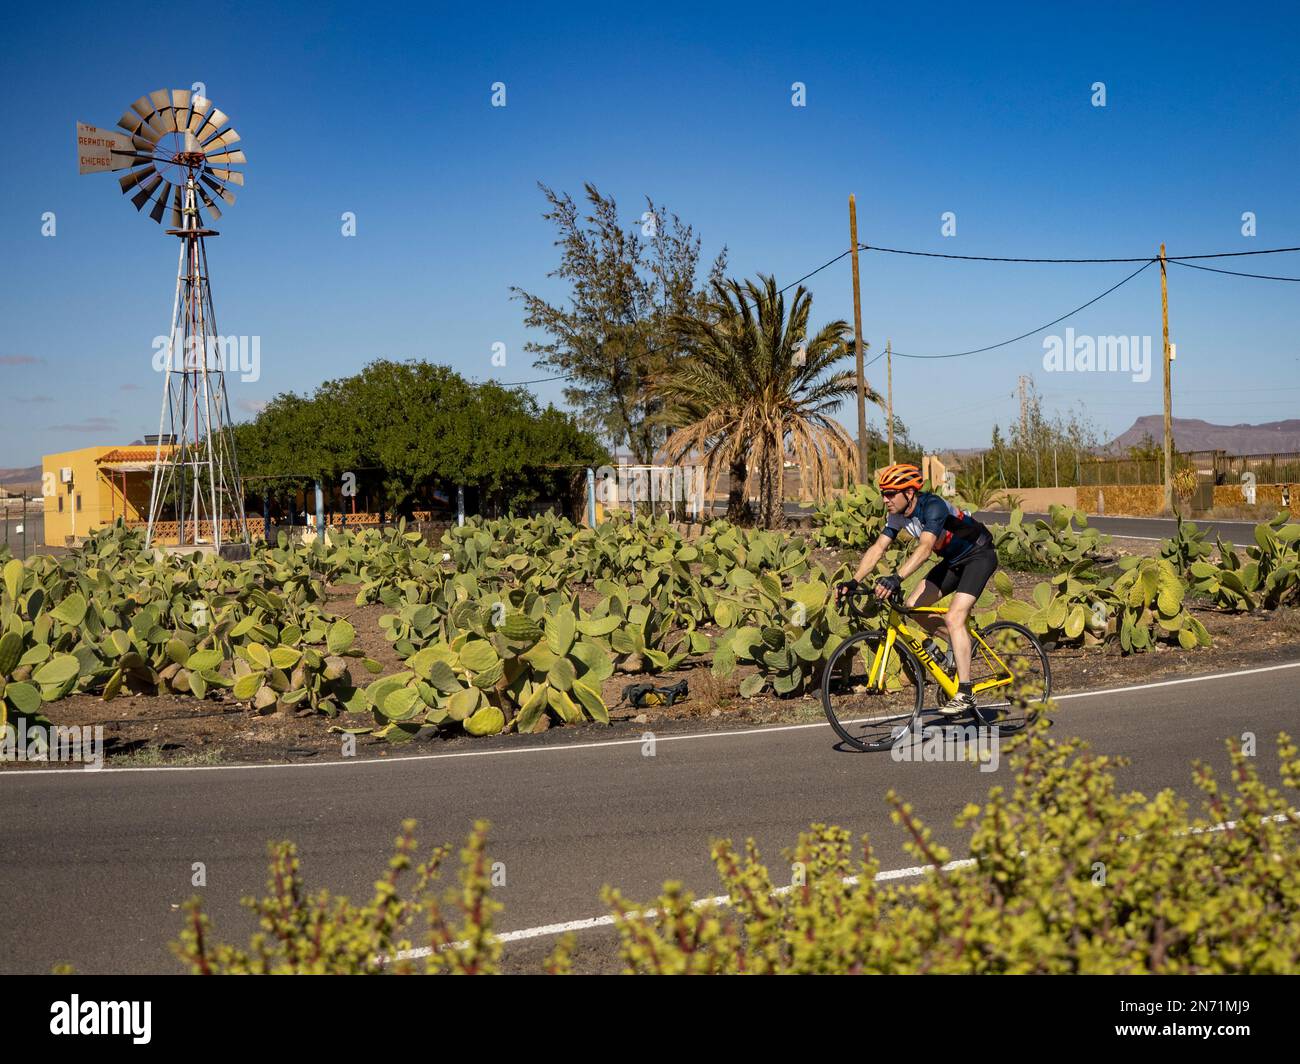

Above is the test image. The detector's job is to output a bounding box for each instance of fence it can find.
[1,499,42,559]
[1078,457,1163,487]
[1215,452,1300,485]
[966,449,1300,490]
[597,464,710,521]
[973,448,1087,490]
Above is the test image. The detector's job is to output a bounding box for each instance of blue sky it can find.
[2,0,1298,467]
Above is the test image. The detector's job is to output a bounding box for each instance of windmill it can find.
[77,88,249,551]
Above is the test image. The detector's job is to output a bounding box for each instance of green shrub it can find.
[991,506,1110,570]
[954,470,1002,510]
[1108,556,1211,653]
[0,524,379,724]
[1189,512,1300,612]
[986,562,1109,645]
[361,596,617,740]
[811,484,885,550]
[1159,512,1213,575]
[171,820,504,974]
[602,730,1300,973]
[711,572,848,697]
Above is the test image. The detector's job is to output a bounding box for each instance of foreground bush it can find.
[172,726,1300,974]
[172,820,507,974]
[606,730,1299,973]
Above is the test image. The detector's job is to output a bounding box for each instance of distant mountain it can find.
[0,464,41,488]
[1108,417,1300,455]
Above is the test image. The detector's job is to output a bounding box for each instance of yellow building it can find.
[41,445,167,546]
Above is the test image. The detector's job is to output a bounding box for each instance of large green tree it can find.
[234,360,606,518]
[511,183,727,462]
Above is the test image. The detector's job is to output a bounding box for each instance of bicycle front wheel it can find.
[822,630,925,752]
[968,621,1052,736]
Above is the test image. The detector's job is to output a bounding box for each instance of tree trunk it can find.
[760,442,786,530]
[726,457,751,523]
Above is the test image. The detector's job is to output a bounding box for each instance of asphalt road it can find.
[2,661,1297,974]
[974,511,1261,545]
[713,506,1263,543]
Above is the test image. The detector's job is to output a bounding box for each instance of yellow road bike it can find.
[821,587,1051,752]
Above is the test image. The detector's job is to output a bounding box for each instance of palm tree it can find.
[654,275,880,528]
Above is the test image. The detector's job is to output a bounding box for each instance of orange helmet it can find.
[876,463,923,492]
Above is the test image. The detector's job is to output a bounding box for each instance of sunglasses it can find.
[882,489,906,499]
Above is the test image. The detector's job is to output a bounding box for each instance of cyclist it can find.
[836,463,998,717]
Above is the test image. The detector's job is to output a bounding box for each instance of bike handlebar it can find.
[837,582,911,613]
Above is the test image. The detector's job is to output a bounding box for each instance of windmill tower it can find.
[77,89,249,551]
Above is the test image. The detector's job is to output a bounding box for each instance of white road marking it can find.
[391,857,984,959]
[395,812,1297,957]
[4,660,1297,778]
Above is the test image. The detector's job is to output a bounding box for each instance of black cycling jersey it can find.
[881,492,992,563]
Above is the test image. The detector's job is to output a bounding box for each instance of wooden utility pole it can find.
[1159,243,1173,513]
[886,340,895,464]
[848,195,868,482]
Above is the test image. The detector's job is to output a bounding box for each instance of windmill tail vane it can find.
[78,89,250,552]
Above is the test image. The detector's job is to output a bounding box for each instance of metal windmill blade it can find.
[186,95,213,136]
[202,128,241,153]
[200,173,237,206]
[194,107,228,146]
[118,166,155,193]
[129,171,164,210]
[127,129,161,153]
[171,88,192,130]
[149,180,173,223]
[146,89,177,134]
[117,108,156,141]
[195,182,223,222]
[208,167,244,187]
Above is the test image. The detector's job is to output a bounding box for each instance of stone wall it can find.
[1083,485,1167,516]
[1212,483,1297,510]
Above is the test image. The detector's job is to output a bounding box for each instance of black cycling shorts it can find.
[924,545,998,600]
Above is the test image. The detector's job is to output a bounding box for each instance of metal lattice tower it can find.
[77,89,249,548]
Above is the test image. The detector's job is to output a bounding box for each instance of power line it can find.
[865,260,1156,366]
[1168,259,1300,282]
[1167,246,1300,260]
[504,240,1298,387]
[778,248,858,292]
[858,243,1300,264]
[861,244,1154,264]
[498,250,858,389]
[484,372,570,387]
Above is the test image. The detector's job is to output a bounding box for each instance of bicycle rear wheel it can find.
[822,630,925,751]
[967,621,1051,736]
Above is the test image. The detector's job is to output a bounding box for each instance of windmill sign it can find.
[75,123,135,173]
